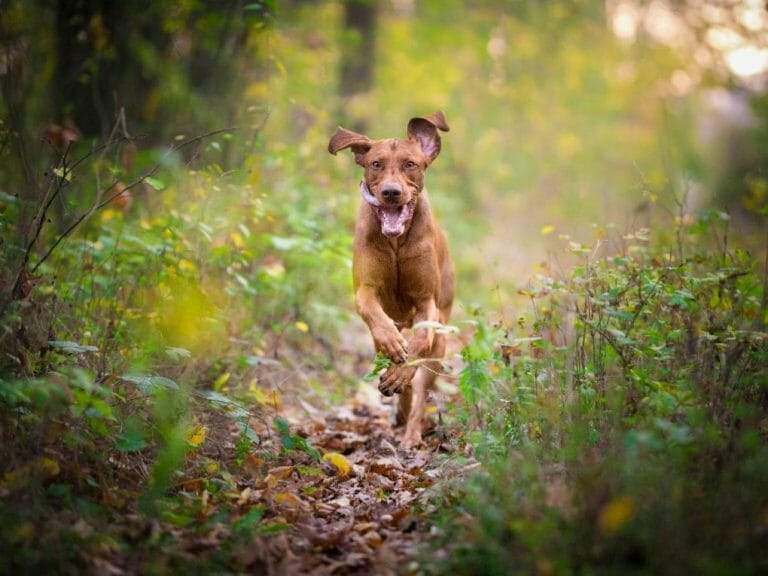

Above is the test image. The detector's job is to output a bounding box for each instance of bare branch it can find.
[29,126,236,274]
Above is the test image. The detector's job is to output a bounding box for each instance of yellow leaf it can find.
[295,321,309,333]
[540,224,555,236]
[100,208,118,222]
[322,452,352,478]
[2,457,60,493]
[178,258,197,272]
[187,424,206,448]
[246,383,281,407]
[230,231,244,248]
[598,496,635,535]
[213,372,230,391]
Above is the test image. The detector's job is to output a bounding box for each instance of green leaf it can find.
[363,352,392,382]
[413,320,460,334]
[196,390,250,419]
[115,430,148,452]
[234,421,260,444]
[121,374,179,394]
[48,340,99,354]
[53,166,72,182]
[271,236,302,250]
[274,417,321,460]
[234,506,264,534]
[144,176,166,190]
[165,347,192,360]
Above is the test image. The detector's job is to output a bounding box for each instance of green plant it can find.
[425,211,768,575]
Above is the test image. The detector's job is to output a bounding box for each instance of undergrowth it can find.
[0,129,354,572]
[427,211,768,575]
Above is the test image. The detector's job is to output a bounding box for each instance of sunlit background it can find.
[259,0,768,313]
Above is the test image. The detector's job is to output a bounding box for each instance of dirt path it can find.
[205,386,455,576]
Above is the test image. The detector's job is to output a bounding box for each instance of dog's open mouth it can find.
[376,202,415,237]
[360,181,416,237]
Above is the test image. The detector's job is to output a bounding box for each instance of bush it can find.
[427,209,768,575]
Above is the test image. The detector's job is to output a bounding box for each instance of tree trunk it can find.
[338,0,377,134]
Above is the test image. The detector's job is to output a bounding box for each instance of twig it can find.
[30,126,236,274]
[9,140,74,297]
[761,223,768,330]
[8,132,136,298]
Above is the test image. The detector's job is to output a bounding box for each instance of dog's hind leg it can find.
[401,366,430,448]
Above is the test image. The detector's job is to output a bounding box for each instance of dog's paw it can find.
[378,364,416,397]
[401,430,424,450]
[372,327,408,364]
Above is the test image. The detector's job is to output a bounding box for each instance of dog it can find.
[328,111,455,448]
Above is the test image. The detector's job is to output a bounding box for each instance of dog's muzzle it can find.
[360,181,415,237]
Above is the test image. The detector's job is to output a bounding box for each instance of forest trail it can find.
[189,383,464,576]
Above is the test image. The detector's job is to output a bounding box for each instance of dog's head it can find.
[328,111,449,237]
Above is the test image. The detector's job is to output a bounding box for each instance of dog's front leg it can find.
[378,298,437,396]
[355,285,408,365]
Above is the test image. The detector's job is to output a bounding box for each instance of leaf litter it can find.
[223,391,447,575]
[65,382,463,574]
[2,345,472,574]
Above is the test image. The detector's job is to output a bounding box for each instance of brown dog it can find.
[328,112,455,448]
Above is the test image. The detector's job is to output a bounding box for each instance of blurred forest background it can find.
[1,0,767,574]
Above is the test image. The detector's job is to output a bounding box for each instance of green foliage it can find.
[274,416,321,460]
[427,212,768,574]
[363,351,393,382]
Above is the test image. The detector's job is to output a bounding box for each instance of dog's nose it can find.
[380,183,402,201]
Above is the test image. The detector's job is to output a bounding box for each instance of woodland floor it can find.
[227,390,462,576]
[7,375,472,576]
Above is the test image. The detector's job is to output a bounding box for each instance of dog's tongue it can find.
[377,203,414,237]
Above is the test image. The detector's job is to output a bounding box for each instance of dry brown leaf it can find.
[237,487,252,505]
[265,465,294,488]
[273,491,309,511]
[370,456,404,476]
[242,454,266,481]
[363,530,383,548]
[353,522,377,532]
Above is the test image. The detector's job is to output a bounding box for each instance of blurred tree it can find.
[337,0,377,133]
[53,0,160,138]
[0,0,271,312]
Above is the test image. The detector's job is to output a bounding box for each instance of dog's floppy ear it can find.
[328,127,372,166]
[407,111,450,164]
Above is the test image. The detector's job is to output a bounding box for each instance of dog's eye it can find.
[404,160,418,170]
[371,160,383,169]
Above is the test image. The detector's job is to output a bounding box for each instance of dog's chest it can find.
[380,245,434,322]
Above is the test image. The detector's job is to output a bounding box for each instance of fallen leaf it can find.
[274,491,309,510]
[369,456,404,479]
[187,424,206,448]
[326,495,351,509]
[322,452,352,478]
[238,487,252,505]
[243,454,265,480]
[265,465,294,488]
[598,496,635,535]
[353,522,377,532]
[362,530,383,548]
